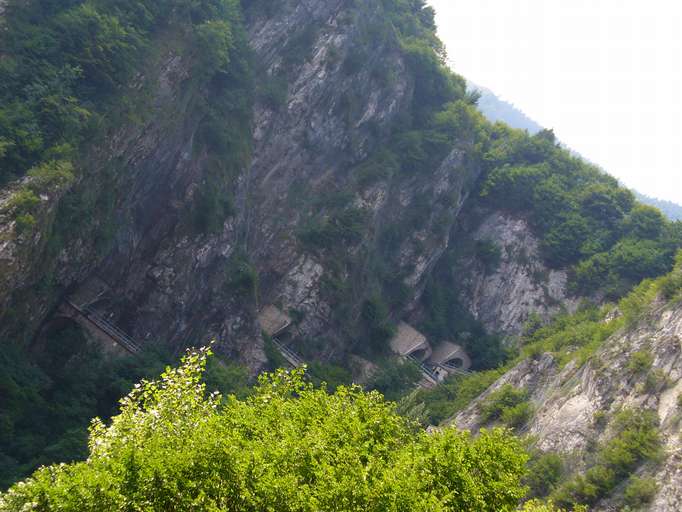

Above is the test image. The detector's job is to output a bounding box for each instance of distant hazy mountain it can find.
[633,192,682,221]
[469,82,543,135]
[469,81,682,221]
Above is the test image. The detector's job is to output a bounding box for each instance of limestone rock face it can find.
[452,301,682,511]
[458,211,579,336]
[0,0,483,368]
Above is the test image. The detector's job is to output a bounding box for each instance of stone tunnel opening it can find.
[409,348,429,362]
[445,357,465,369]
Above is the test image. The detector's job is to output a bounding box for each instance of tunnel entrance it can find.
[409,348,430,362]
[444,357,465,369]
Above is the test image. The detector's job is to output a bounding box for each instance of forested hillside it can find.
[471,82,682,221]
[0,0,681,509]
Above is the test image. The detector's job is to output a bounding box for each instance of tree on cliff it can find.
[0,347,529,511]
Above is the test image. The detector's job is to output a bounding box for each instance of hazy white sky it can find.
[428,0,682,204]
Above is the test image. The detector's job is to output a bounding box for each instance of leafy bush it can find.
[476,239,502,274]
[192,178,235,234]
[4,189,39,215]
[479,125,681,299]
[353,149,398,188]
[194,19,234,76]
[359,295,396,354]
[553,409,661,508]
[1,349,531,511]
[0,331,193,488]
[480,384,531,428]
[224,254,259,301]
[414,368,504,425]
[367,358,422,401]
[660,250,682,300]
[256,73,288,110]
[419,275,509,371]
[298,208,367,251]
[13,213,36,234]
[501,401,534,429]
[627,350,653,374]
[623,476,658,508]
[520,499,586,512]
[307,362,353,391]
[525,452,564,498]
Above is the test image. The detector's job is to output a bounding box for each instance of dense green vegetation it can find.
[479,384,533,430]
[0,0,253,241]
[0,0,240,183]
[553,409,662,508]
[480,134,682,297]
[0,348,531,511]
[0,326,249,489]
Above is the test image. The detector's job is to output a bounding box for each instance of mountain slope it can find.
[450,260,682,511]
[469,81,682,221]
[0,0,681,496]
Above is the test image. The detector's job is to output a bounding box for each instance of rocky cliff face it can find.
[455,210,578,336]
[453,299,682,511]
[0,0,488,370]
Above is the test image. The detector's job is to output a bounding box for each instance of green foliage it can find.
[298,207,367,252]
[13,213,36,234]
[359,294,396,354]
[660,250,682,301]
[420,274,509,371]
[353,149,398,188]
[627,350,653,375]
[224,253,259,301]
[480,384,532,428]
[618,278,660,326]
[306,361,353,391]
[592,411,608,429]
[476,239,502,274]
[1,349,531,511]
[0,327,249,491]
[0,329,165,489]
[203,357,250,400]
[500,401,534,429]
[520,304,622,368]
[573,239,672,298]
[414,369,504,425]
[262,335,288,372]
[480,126,681,298]
[625,204,666,239]
[623,476,658,508]
[0,0,245,186]
[520,499,586,512]
[525,452,564,498]
[256,72,288,110]
[3,189,39,215]
[553,409,661,508]
[194,19,233,76]
[27,160,75,191]
[192,177,235,233]
[367,358,422,401]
